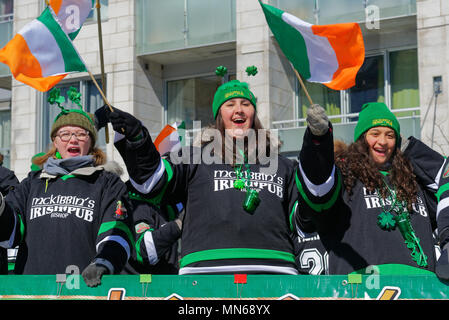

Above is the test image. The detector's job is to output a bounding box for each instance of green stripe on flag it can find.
[260,2,311,79]
[37,8,87,73]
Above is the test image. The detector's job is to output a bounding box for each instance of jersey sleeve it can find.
[114,126,191,206]
[130,200,181,267]
[437,158,449,247]
[294,126,342,233]
[0,174,31,249]
[94,173,134,274]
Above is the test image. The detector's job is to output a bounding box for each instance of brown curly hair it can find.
[335,134,418,212]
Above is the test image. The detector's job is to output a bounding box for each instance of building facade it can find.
[0,0,446,181]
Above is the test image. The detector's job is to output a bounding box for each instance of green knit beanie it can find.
[354,102,400,142]
[212,80,257,119]
[51,109,97,146]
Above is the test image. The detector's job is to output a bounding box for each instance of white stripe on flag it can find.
[55,0,93,36]
[281,12,338,83]
[18,19,65,77]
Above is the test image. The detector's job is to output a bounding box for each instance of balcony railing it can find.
[272,107,420,154]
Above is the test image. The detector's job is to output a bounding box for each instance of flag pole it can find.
[292,67,314,106]
[88,70,112,111]
[95,0,110,143]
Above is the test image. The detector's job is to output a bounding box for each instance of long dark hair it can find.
[200,112,280,166]
[335,134,418,211]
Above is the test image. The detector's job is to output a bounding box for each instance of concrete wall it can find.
[417,0,449,155]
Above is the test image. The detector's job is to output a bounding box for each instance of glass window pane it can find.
[390,49,419,114]
[87,0,108,22]
[138,0,185,53]
[368,0,416,18]
[85,80,106,149]
[298,82,341,125]
[274,0,316,23]
[318,0,365,24]
[0,0,13,17]
[167,75,222,130]
[0,108,10,168]
[349,55,385,114]
[187,0,235,46]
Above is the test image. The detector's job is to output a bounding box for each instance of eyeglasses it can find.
[55,131,90,142]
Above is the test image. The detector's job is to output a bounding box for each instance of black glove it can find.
[109,108,142,140]
[436,243,449,281]
[82,263,109,288]
[94,105,142,140]
[306,104,329,136]
[94,105,112,131]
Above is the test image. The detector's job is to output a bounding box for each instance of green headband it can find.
[212,66,258,119]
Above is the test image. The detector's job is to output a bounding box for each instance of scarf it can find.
[43,156,95,176]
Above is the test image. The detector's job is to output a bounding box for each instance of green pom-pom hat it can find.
[353,102,400,144]
[212,80,257,120]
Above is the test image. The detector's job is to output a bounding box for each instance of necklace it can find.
[376,178,428,267]
[233,149,260,213]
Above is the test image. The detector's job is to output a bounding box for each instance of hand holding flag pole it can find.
[259,1,365,107]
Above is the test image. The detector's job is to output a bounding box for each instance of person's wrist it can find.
[128,129,143,142]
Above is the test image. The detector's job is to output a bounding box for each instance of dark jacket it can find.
[0,165,133,275]
[114,127,299,275]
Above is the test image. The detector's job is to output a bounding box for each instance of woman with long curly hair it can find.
[295,102,438,275]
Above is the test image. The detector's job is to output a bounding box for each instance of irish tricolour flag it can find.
[154,122,185,156]
[0,7,87,92]
[260,2,365,90]
[49,0,94,40]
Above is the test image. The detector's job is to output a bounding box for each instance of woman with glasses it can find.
[0,97,134,288]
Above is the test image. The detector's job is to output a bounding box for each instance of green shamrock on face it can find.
[377,211,396,230]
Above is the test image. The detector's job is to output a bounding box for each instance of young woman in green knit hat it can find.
[0,89,134,287]
[295,102,441,276]
[95,69,300,276]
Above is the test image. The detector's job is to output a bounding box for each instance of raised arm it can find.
[295,104,341,233]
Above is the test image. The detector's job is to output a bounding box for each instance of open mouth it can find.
[232,118,246,125]
[67,146,81,156]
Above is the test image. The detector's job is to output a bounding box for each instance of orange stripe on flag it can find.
[49,0,63,15]
[154,124,177,152]
[0,34,66,92]
[311,23,365,90]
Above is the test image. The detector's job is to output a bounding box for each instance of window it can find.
[40,79,106,152]
[0,87,10,168]
[86,0,108,23]
[166,74,236,130]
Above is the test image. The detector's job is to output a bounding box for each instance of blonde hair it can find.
[33,145,107,167]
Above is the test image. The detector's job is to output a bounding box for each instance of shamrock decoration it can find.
[48,88,66,111]
[233,179,246,190]
[377,211,396,230]
[215,66,228,77]
[67,86,82,109]
[245,65,258,76]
